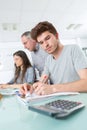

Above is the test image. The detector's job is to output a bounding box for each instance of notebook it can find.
[16,91,79,105]
[29,99,85,118]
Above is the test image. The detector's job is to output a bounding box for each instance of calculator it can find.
[29,99,85,118]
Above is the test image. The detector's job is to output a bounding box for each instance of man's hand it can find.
[20,83,33,96]
[33,82,54,95]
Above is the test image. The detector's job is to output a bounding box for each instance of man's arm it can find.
[33,68,87,95]
[53,68,87,92]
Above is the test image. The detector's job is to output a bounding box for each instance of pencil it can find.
[41,75,48,83]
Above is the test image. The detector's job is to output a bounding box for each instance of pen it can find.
[40,75,48,83]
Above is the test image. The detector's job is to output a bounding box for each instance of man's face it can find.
[37,31,59,54]
[21,35,36,51]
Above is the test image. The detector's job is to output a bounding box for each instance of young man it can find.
[21,31,48,77]
[20,21,87,95]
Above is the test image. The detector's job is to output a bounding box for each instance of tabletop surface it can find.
[0,93,87,130]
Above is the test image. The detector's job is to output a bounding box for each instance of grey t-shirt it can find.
[43,45,87,84]
[31,44,48,76]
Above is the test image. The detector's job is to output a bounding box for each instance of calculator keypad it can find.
[46,100,82,111]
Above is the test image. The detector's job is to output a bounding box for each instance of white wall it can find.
[62,38,87,47]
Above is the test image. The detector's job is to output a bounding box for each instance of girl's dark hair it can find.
[13,50,32,83]
[31,21,57,41]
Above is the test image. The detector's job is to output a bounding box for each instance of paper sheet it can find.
[17,92,79,105]
[0,88,19,95]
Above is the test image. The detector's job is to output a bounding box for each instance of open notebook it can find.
[16,91,79,105]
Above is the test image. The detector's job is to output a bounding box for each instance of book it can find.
[16,92,79,105]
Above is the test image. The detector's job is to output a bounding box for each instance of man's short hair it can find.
[31,21,57,41]
[21,31,31,39]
